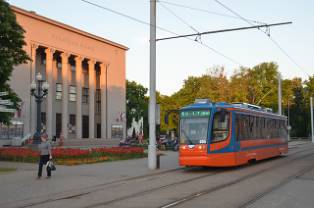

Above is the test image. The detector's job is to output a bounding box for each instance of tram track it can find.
[238,165,314,208]
[158,149,314,208]
[15,169,222,208]
[81,146,314,208]
[4,167,182,208]
[4,145,313,208]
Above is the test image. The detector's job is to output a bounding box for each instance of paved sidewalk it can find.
[0,141,312,207]
[0,151,179,207]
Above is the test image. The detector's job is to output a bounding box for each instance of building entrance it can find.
[82,115,89,138]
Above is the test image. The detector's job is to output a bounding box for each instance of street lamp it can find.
[30,72,49,144]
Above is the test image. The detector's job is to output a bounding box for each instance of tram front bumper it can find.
[179,152,238,167]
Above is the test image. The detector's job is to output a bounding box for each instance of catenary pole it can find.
[148,0,157,169]
[310,97,314,143]
[278,73,282,115]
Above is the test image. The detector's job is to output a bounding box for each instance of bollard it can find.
[156,152,160,169]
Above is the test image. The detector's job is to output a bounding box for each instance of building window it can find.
[56,83,62,100]
[96,89,101,114]
[56,113,62,137]
[82,87,89,104]
[68,114,76,134]
[41,55,46,65]
[57,62,62,69]
[69,85,76,102]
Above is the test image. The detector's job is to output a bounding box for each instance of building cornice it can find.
[10,5,129,51]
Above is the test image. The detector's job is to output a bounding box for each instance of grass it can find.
[0,167,16,173]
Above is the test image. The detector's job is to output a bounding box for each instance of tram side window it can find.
[242,115,249,139]
[236,114,244,140]
[262,117,266,138]
[211,111,230,143]
[240,115,250,140]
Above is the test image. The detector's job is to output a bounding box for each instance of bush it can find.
[0,146,146,165]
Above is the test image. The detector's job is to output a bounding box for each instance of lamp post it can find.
[30,72,49,144]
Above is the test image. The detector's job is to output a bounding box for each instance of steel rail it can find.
[159,150,314,208]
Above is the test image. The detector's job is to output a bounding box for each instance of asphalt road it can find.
[0,141,313,208]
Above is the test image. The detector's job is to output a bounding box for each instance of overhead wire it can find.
[80,0,242,66]
[213,0,310,77]
[158,0,266,25]
[158,1,200,33]
[157,1,242,65]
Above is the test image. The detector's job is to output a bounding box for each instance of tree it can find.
[229,62,279,110]
[0,0,30,124]
[289,79,308,137]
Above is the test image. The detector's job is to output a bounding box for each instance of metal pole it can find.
[106,64,108,139]
[288,101,290,141]
[34,81,42,144]
[310,97,314,143]
[148,0,157,170]
[278,73,282,115]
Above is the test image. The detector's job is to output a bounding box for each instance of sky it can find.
[7,0,314,96]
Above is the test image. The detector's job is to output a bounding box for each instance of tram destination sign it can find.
[180,110,210,118]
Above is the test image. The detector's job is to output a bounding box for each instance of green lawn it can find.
[0,167,16,173]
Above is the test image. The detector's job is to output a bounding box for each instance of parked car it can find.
[119,137,138,146]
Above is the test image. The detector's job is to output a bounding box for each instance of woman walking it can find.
[37,133,53,179]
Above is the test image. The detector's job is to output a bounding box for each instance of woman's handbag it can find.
[46,160,56,171]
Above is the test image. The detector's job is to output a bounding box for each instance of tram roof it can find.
[181,99,286,118]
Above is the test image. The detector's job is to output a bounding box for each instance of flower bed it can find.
[0,146,146,165]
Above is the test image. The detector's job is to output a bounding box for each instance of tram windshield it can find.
[179,110,210,145]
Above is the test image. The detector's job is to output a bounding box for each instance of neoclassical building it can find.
[9,6,128,139]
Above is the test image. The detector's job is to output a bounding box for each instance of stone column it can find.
[61,52,69,139]
[30,43,38,134]
[75,56,83,139]
[88,59,96,139]
[45,48,55,139]
[100,63,109,139]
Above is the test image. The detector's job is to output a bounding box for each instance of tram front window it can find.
[180,117,209,145]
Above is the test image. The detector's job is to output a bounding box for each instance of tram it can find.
[179,99,288,167]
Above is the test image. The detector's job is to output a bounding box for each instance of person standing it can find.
[37,133,52,179]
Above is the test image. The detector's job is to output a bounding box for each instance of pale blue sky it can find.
[7,0,314,95]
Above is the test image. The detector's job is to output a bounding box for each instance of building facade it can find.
[9,6,128,139]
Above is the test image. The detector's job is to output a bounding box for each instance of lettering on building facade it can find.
[51,34,95,52]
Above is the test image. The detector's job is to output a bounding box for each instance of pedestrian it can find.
[37,133,53,179]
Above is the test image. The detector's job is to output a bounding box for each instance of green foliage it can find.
[157,62,313,138]
[230,62,279,108]
[127,63,313,138]
[0,0,30,124]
